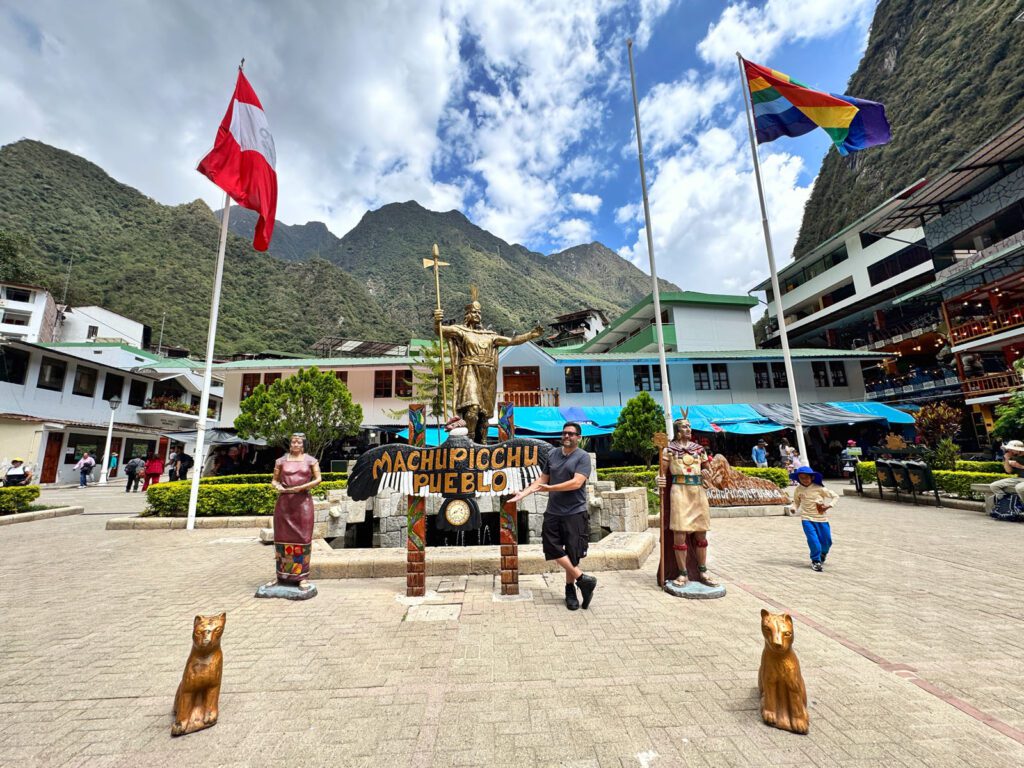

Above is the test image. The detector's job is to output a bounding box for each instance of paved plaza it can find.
[3,491,1024,767]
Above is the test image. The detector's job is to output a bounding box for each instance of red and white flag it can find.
[197,70,277,251]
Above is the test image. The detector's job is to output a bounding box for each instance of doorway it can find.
[40,432,64,483]
[502,366,541,406]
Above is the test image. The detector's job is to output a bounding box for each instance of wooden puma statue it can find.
[172,613,225,736]
[758,609,808,734]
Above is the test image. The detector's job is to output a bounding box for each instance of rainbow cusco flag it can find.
[743,58,891,156]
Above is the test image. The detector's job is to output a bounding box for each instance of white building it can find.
[0,282,59,343]
[0,340,221,484]
[58,305,147,347]
[496,291,876,409]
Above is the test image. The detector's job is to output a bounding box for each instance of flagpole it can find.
[737,52,808,463]
[627,38,674,435]
[186,191,232,530]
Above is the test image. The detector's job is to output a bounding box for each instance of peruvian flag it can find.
[197,70,277,251]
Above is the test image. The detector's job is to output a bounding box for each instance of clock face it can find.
[443,498,472,527]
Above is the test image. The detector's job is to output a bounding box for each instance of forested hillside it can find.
[794,0,1024,256]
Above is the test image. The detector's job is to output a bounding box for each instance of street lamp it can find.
[98,394,122,485]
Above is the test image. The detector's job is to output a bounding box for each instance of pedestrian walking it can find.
[175,452,193,481]
[124,456,145,493]
[74,452,95,487]
[3,458,33,486]
[751,439,768,468]
[167,448,178,482]
[142,453,165,491]
[791,465,838,572]
[510,421,598,610]
[108,451,119,478]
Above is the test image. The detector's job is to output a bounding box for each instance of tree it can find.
[233,367,362,459]
[612,392,665,468]
[388,340,453,424]
[0,228,42,285]
[993,390,1024,441]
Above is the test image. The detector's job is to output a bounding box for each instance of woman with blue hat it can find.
[790,465,838,572]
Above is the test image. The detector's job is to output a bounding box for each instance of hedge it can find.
[0,485,42,514]
[598,466,788,491]
[198,471,347,485]
[144,479,348,517]
[956,461,1006,474]
[855,461,1011,500]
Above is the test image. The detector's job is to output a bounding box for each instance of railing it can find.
[949,307,1024,344]
[961,371,1019,397]
[142,397,216,418]
[497,389,560,407]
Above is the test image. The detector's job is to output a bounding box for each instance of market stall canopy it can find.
[752,403,889,427]
[826,401,916,425]
[161,429,269,446]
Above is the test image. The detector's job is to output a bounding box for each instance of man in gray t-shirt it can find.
[510,422,597,611]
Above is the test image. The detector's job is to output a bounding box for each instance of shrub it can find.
[957,460,1006,474]
[856,461,1010,500]
[598,467,788,490]
[737,467,789,489]
[145,479,347,517]
[0,485,42,514]
[198,472,347,485]
[932,471,1012,500]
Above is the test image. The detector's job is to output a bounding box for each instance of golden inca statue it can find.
[433,286,544,443]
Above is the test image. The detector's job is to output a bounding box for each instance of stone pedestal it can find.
[255,581,318,600]
[663,580,726,599]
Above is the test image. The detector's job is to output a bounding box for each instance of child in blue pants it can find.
[790,465,838,572]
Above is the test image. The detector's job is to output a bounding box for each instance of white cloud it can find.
[697,0,876,69]
[551,217,595,249]
[637,72,736,157]
[570,192,602,214]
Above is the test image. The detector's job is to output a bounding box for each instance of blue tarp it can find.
[827,401,916,425]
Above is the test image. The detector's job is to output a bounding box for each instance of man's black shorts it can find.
[542,511,589,566]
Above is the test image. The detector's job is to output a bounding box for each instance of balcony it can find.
[865,368,960,401]
[949,307,1024,345]
[961,371,1020,398]
[496,389,560,407]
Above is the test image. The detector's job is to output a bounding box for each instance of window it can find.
[36,357,67,391]
[633,364,651,391]
[867,244,931,286]
[395,369,413,397]
[334,370,349,385]
[754,363,771,390]
[712,363,730,390]
[124,438,155,460]
[652,365,662,392]
[771,363,788,388]
[1,310,31,326]
[86,325,99,340]
[812,361,830,387]
[374,370,393,398]
[240,373,260,400]
[72,365,98,397]
[830,361,848,387]
[584,366,602,393]
[693,364,711,391]
[4,287,33,302]
[565,366,583,393]
[0,347,30,384]
[102,373,124,401]
[263,372,282,386]
[128,379,148,406]
[64,433,100,465]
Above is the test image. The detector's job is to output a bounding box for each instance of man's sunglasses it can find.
[561,431,580,436]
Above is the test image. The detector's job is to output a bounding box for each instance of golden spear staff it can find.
[423,243,450,420]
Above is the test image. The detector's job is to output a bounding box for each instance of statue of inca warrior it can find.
[433,287,544,443]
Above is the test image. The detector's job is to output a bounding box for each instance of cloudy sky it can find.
[0,0,877,295]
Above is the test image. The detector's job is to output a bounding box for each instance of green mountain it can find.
[793,0,1024,257]
[1,139,676,356]
[226,201,678,338]
[0,139,404,354]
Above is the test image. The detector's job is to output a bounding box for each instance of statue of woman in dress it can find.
[656,415,719,591]
[256,433,322,600]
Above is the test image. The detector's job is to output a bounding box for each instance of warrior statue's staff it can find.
[423,243,450,420]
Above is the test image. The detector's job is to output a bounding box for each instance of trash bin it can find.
[904,460,940,507]
[875,459,899,500]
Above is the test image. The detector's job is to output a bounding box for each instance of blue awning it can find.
[827,401,916,425]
